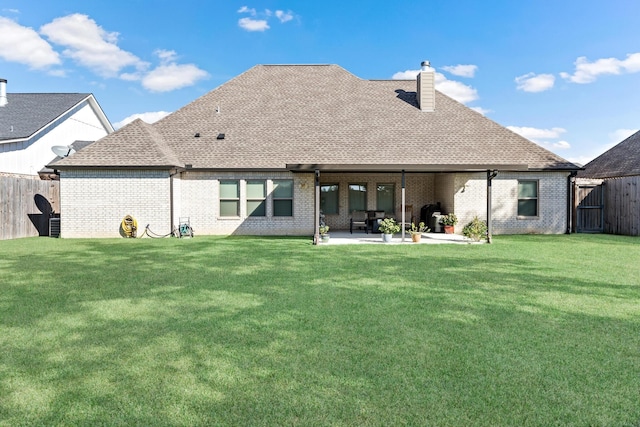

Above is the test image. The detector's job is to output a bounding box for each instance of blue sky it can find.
[1,0,639,165]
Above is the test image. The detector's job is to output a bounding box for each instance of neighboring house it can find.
[0,78,113,176]
[576,130,640,235]
[51,63,579,239]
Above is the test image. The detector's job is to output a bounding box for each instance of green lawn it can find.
[1,234,639,426]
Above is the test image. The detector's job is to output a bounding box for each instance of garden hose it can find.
[121,215,138,238]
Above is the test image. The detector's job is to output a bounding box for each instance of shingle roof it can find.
[0,93,92,141]
[54,64,578,171]
[578,130,640,178]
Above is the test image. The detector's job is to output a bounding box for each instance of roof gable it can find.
[0,93,96,141]
[579,130,640,178]
[56,64,578,171]
[53,118,180,168]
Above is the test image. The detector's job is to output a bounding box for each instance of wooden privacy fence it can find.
[603,176,640,236]
[575,182,604,233]
[0,175,60,240]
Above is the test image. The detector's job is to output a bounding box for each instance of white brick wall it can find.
[451,171,569,234]
[59,169,570,237]
[60,169,171,238]
[177,171,315,235]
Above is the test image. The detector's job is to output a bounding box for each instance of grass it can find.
[1,234,639,426]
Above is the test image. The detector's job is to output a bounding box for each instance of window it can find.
[220,180,239,217]
[518,180,538,217]
[376,183,395,215]
[247,180,266,217]
[348,184,367,212]
[320,184,339,215]
[273,179,293,216]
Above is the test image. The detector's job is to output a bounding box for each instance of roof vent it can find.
[0,79,7,107]
[217,133,225,140]
[194,132,200,138]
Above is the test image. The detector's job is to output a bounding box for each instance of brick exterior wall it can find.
[177,171,315,235]
[451,171,569,234]
[60,169,171,238]
[59,169,569,238]
[318,172,436,230]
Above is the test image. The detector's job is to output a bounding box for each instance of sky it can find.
[1,0,639,165]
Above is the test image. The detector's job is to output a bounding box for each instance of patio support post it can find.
[566,171,577,234]
[401,169,406,242]
[487,170,498,243]
[314,169,320,245]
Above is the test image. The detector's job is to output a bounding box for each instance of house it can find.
[0,78,113,176]
[51,63,579,239]
[576,130,640,235]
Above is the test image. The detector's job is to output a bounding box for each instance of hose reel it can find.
[121,215,138,238]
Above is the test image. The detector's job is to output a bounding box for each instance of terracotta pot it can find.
[444,225,454,234]
[411,233,422,243]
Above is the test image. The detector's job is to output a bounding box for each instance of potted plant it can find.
[408,222,429,243]
[462,216,487,242]
[319,224,330,243]
[378,218,400,243]
[440,213,458,234]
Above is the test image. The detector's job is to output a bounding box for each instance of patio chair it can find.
[350,210,368,234]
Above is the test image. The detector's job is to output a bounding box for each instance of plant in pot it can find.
[319,224,330,243]
[462,216,487,242]
[378,218,400,243]
[440,213,458,234]
[408,222,430,243]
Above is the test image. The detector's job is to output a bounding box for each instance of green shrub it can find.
[462,216,487,241]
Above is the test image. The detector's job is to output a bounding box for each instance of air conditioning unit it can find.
[49,218,60,238]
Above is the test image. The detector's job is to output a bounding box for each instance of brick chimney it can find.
[417,61,434,112]
[0,79,7,107]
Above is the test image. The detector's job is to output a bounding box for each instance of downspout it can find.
[314,169,320,245]
[566,171,577,234]
[487,170,498,243]
[401,169,406,242]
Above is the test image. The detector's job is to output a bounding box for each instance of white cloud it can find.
[391,69,419,80]
[114,111,171,129]
[608,128,638,144]
[40,14,147,78]
[155,49,178,63]
[238,17,270,31]
[560,52,640,84]
[142,63,209,92]
[515,72,555,92]
[238,6,257,15]
[507,126,566,141]
[507,126,571,150]
[0,17,60,69]
[275,10,294,23]
[470,106,492,115]
[441,64,477,78]
[391,68,479,104]
[237,7,294,31]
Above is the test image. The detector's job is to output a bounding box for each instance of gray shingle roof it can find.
[55,64,579,171]
[0,93,92,140]
[578,130,640,178]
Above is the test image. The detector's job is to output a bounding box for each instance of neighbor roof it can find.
[578,130,640,178]
[0,93,98,141]
[54,64,578,172]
